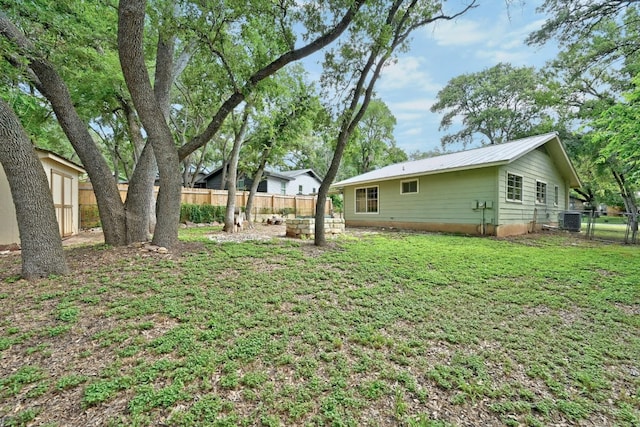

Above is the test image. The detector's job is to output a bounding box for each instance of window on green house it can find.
[554,185,559,206]
[506,173,523,202]
[536,181,547,204]
[401,179,418,194]
[355,186,378,213]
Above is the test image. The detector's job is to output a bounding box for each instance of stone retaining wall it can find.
[286,218,345,238]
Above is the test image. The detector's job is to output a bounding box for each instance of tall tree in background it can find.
[343,99,405,175]
[314,0,478,246]
[285,107,338,179]
[430,63,556,147]
[0,100,68,279]
[242,69,321,224]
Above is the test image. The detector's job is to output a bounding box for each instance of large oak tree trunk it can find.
[121,96,157,237]
[0,100,69,279]
[124,142,156,242]
[118,0,181,248]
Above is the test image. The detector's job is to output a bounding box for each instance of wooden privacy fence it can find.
[79,183,332,228]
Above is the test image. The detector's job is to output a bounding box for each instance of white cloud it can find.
[378,57,441,92]
[388,99,436,112]
[427,18,491,47]
[399,127,423,137]
[424,7,548,67]
[386,98,437,122]
[395,112,427,121]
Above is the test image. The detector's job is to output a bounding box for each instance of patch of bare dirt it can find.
[206,223,287,243]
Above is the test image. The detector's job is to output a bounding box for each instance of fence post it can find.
[294,195,297,217]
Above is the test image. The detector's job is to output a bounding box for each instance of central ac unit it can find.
[559,211,581,232]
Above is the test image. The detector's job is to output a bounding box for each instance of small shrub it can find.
[279,208,294,217]
[329,193,343,213]
[180,204,226,223]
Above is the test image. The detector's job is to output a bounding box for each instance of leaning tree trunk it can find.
[314,45,384,246]
[0,100,69,279]
[245,163,267,227]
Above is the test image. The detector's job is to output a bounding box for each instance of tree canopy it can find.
[430,63,556,147]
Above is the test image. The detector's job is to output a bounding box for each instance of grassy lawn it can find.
[0,229,639,426]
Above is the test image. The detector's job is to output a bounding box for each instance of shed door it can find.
[51,170,73,237]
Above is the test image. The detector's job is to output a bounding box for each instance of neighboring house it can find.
[277,169,323,195]
[195,167,323,196]
[0,148,85,247]
[332,133,581,237]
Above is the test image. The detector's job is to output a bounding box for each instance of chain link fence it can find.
[580,211,638,244]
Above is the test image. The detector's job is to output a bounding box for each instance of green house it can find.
[332,133,581,237]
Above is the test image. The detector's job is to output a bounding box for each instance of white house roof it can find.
[277,169,323,182]
[333,132,581,189]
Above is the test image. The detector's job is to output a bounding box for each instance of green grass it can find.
[0,228,638,426]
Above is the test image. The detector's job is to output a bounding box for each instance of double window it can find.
[400,179,418,194]
[355,186,378,213]
[506,173,523,202]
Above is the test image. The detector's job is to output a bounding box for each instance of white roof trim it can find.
[36,149,86,173]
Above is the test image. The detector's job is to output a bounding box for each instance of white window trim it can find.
[400,179,419,195]
[354,185,379,214]
[506,172,523,203]
[536,180,547,205]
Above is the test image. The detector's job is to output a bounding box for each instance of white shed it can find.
[0,148,85,247]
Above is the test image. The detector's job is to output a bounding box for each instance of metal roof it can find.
[332,132,581,188]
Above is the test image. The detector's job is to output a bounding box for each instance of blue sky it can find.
[308,0,559,155]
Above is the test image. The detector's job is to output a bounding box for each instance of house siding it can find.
[288,174,321,195]
[496,147,569,235]
[201,174,224,190]
[267,178,287,195]
[343,167,498,234]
